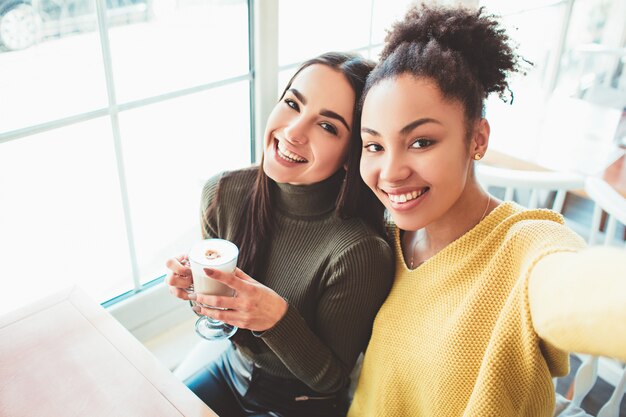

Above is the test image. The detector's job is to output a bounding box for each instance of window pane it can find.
[480,0,565,15]
[0,0,107,133]
[108,0,249,103]
[481,2,570,160]
[0,118,132,315]
[278,0,371,66]
[556,0,625,99]
[118,81,251,284]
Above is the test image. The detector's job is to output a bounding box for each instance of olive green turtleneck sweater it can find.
[200,166,394,393]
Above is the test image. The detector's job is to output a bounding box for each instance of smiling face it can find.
[262,64,355,185]
[360,74,486,231]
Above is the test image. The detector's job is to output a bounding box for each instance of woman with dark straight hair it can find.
[165,51,394,417]
[225,52,387,280]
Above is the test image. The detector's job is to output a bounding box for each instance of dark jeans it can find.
[185,345,350,417]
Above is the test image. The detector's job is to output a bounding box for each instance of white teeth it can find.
[387,189,427,204]
[277,141,307,162]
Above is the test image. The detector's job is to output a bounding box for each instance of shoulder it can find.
[201,166,259,207]
[491,202,586,259]
[327,217,393,267]
[333,216,391,249]
[324,220,394,287]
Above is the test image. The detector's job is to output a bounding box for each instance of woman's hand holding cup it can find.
[190,267,288,333]
[165,254,194,300]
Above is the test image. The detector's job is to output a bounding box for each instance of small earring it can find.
[474,153,482,160]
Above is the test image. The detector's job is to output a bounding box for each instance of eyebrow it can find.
[361,117,442,136]
[288,88,307,105]
[320,109,351,132]
[289,88,351,132]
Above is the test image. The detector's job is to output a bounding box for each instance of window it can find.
[277,0,416,97]
[0,0,250,315]
[480,0,625,165]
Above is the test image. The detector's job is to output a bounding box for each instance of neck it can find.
[273,169,344,218]
[404,180,493,267]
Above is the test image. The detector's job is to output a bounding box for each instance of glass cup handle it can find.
[185,284,203,317]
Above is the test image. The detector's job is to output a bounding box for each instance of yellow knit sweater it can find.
[349,202,590,417]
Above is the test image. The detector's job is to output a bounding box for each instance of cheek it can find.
[317,138,349,168]
[263,107,283,144]
[423,153,470,202]
[359,157,377,189]
[422,148,468,183]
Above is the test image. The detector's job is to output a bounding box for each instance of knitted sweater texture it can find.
[349,202,587,417]
[200,167,394,394]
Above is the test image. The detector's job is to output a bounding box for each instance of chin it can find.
[262,163,281,182]
[387,211,425,232]
[262,161,293,184]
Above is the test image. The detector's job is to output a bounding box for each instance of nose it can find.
[283,117,308,145]
[379,152,412,184]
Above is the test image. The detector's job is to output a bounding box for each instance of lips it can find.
[382,187,430,210]
[275,139,308,163]
[385,187,429,203]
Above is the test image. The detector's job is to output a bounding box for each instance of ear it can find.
[470,118,490,161]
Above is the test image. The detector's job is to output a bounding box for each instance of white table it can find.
[0,286,218,417]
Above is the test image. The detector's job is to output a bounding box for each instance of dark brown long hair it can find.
[206,52,383,280]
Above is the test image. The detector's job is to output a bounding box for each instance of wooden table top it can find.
[483,150,626,199]
[0,287,218,417]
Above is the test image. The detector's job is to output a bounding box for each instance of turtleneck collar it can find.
[273,169,345,218]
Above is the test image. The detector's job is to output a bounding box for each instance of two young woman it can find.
[168,4,626,417]
[348,4,626,417]
[166,52,393,417]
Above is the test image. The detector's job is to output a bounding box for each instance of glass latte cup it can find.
[188,238,239,340]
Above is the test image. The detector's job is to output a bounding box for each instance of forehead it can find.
[290,64,356,113]
[362,74,465,130]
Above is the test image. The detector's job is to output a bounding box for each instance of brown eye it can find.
[410,138,434,149]
[364,143,383,152]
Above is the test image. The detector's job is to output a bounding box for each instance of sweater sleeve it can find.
[256,236,394,393]
[528,246,626,362]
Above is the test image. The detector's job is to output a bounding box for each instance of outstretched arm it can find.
[528,246,626,361]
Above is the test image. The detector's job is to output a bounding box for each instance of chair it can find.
[586,177,626,247]
[475,163,585,212]
[567,177,626,417]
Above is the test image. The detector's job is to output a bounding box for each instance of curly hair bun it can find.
[381,4,521,98]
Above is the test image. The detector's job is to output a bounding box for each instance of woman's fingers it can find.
[165,255,193,300]
[203,268,247,292]
[166,271,192,287]
[169,286,193,300]
[192,304,249,329]
[165,255,192,276]
[192,278,287,331]
[193,294,238,310]
[193,305,228,323]
[234,268,258,283]
[189,268,286,331]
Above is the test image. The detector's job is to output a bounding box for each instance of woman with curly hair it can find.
[349,4,626,416]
